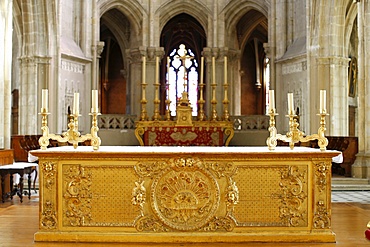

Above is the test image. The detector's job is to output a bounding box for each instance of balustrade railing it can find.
[230,115,269,131]
[98,114,137,129]
[98,114,269,131]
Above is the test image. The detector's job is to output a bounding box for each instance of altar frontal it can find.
[32,146,339,243]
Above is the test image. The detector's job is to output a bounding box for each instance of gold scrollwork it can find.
[135,216,169,232]
[63,165,93,226]
[315,161,330,192]
[134,160,168,178]
[132,180,146,216]
[226,180,239,209]
[203,216,236,232]
[276,166,307,227]
[42,161,56,190]
[205,161,237,178]
[41,200,57,229]
[313,200,331,229]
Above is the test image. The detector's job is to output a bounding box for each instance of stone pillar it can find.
[353,0,370,178]
[275,0,287,59]
[18,56,38,135]
[126,46,148,118]
[0,0,12,148]
[315,56,349,136]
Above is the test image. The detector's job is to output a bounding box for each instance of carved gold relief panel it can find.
[39,160,58,230]
[233,163,308,227]
[62,163,139,227]
[133,157,239,232]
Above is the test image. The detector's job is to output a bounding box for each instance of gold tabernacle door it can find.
[32,146,338,243]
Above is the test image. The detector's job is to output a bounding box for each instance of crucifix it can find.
[175,44,193,104]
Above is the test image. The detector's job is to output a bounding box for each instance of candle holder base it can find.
[39,110,101,151]
[266,109,328,151]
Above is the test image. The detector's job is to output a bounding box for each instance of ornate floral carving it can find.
[226,180,239,209]
[151,157,220,231]
[42,161,56,190]
[134,160,168,178]
[41,200,57,229]
[135,216,169,232]
[315,161,330,192]
[63,165,92,226]
[277,166,307,227]
[313,200,331,229]
[203,216,235,232]
[132,180,146,215]
[205,161,237,178]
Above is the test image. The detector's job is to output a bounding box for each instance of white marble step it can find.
[332,177,370,191]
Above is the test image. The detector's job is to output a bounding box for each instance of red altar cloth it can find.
[143,126,224,146]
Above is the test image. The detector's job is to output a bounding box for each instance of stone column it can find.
[126,47,148,117]
[0,0,12,148]
[353,0,370,178]
[315,56,349,136]
[19,56,38,135]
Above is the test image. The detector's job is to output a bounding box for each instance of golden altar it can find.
[32,146,339,243]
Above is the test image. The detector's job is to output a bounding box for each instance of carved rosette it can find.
[151,157,220,231]
[278,166,307,227]
[63,165,93,226]
[41,200,57,229]
[313,200,331,228]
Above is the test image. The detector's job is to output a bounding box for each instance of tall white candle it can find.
[200,56,204,85]
[269,90,275,112]
[41,89,48,111]
[212,57,216,84]
[155,56,159,84]
[92,90,98,113]
[224,56,227,84]
[142,56,146,83]
[73,92,79,115]
[287,93,294,114]
[320,90,326,113]
[167,57,170,98]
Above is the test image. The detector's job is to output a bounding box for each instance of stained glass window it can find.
[166,44,198,116]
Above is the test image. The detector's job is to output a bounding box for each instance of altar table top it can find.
[31,146,340,159]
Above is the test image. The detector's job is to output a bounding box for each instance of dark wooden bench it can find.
[0,149,37,202]
[0,162,36,202]
[277,136,358,177]
[0,150,14,196]
[310,136,358,177]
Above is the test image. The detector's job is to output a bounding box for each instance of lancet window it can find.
[167,44,199,116]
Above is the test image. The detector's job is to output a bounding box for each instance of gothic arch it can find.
[344,2,358,55]
[11,0,56,135]
[100,9,130,62]
[98,0,143,38]
[157,0,210,34]
[99,8,130,114]
[223,0,269,32]
[315,0,352,57]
